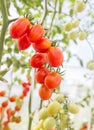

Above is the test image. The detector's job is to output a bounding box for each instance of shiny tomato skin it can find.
[35,67,50,84]
[28,24,45,42]
[17,34,31,50]
[39,84,52,100]
[30,53,47,68]
[44,72,62,89]
[47,47,64,67]
[10,18,30,39]
[32,37,51,53]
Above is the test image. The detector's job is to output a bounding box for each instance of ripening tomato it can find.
[39,84,52,100]
[30,53,47,68]
[44,72,62,89]
[32,37,51,53]
[47,47,64,67]
[28,24,45,42]
[35,67,50,84]
[17,34,31,50]
[80,125,88,130]
[10,18,30,39]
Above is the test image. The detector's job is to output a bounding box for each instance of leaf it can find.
[0,77,8,83]
[0,68,9,77]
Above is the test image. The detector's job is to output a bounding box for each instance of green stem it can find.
[28,92,32,130]
[0,0,9,67]
[39,99,43,109]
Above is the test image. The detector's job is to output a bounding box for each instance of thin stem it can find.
[39,99,43,109]
[41,0,48,25]
[47,0,58,38]
[28,92,32,130]
[0,0,9,67]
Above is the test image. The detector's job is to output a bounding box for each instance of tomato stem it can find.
[0,0,9,67]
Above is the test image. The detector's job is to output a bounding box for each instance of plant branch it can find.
[41,0,48,25]
[0,0,9,67]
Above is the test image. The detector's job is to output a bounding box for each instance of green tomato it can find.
[43,117,55,130]
[39,107,49,120]
[68,32,78,40]
[47,101,61,115]
[64,22,72,32]
[34,120,44,130]
[54,94,65,103]
[68,103,79,114]
[72,20,79,28]
[75,1,86,12]
[87,60,94,70]
[79,31,87,40]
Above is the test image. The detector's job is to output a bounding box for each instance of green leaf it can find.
[0,68,9,77]
[0,77,8,83]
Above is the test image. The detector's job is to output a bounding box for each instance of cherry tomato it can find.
[10,18,30,39]
[2,101,8,108]
[0,90,6,96]
[35,67,50,84]
[44,72,62,89]
[32,37,51,53]
[28,24,45,42]
[47,47,64,67]
[39,84,52,100]
[17,34,31,50]
[30,53,47,68]
[80,125,88,130]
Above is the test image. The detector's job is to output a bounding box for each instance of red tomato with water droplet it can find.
[30,53,47,68]
[28,24,45,42]
[39,84,52,100]
[32,37,51,53]
[10,18,30,39]
[44,72,62,89]
[17,34,31,50]
[47,47,64,67]
[35,67,50,84]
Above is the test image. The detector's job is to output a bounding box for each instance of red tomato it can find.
[30,53,47,68]
[80,125,88,130]
[44,72,62,89]
[39,84,52,100]
[17,34,31,50]
[35,67,50,84]
[0,90,6,96]
[28,24,45,42]
[47,47,64,67]
[10,18,30,39]
[32,37,51,53]
[2,101,8,108]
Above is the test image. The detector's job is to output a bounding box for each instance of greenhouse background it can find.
[0,0,94,130]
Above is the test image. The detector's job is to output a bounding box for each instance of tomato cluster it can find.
[10,17,64,100]
[0,80,31,129]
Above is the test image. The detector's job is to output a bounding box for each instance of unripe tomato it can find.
[32,37,51,53]
[68,103,79,114]
[87,60,94,70]
[17,34,31,50]
[47,47,64,67]
[39,84,52,100]
[44,72,62,89]
[64,22,72,32]
[47,101,61,115]
[39,107,49,119]
[35,67,50,84]
[10,18,30,39]
[72,20,79,28]
[78,31,87,40]
[34,120,44,130]
[30,53,47,68]
[28,24,45,42]
[54,94,65,103]
[75,1,86,12]
[68,32,78,40]
[43,117,55,130]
